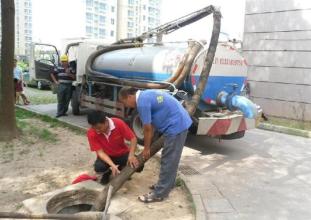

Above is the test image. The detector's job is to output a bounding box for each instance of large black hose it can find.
[186,7,222,115]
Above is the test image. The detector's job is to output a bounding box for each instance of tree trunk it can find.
[0,0,17,141]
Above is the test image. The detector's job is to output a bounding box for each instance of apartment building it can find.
[84,0,117,41]
[0,0,33,57]
[117,0,161,39]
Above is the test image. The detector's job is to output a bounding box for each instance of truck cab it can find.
[29,39,112,112]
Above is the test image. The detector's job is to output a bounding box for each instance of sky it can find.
[33,0,246,49]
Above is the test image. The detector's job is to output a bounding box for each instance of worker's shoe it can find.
[138,192,164,203]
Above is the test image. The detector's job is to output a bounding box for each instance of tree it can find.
[0,0,17,141]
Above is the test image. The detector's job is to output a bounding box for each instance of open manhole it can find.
[179,165,201,176]
[47,189,98,214]
[58,204,93,214]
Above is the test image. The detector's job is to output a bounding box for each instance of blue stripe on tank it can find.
[96,68,246,101]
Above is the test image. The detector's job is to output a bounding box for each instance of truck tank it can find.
[92,43,247,110]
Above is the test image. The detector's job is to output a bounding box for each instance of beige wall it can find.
[243,0,311,121]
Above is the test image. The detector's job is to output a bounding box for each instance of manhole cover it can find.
[179,165,201,176]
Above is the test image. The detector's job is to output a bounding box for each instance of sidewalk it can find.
[19,104,213,219]
[19,104,311,220]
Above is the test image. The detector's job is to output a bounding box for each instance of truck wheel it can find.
[130,111,160,145]
[71,86,81,115]
[130,112,145,144]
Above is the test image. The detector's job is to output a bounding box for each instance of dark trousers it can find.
[94,153,129,184]
[94,153,144,184]
[57,83,72,116]
[154,130,188,197]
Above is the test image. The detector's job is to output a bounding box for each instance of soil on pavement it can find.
[0,117,194,219]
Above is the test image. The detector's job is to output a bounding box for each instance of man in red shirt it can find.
[87,111,140,184]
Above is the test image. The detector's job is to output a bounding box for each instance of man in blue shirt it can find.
[119,87,192,203]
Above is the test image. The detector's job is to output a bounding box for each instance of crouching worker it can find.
[87,110,141,184]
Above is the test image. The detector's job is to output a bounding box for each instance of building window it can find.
[99,15,106,23]
[143,15,146,21]
[99,3,106,10]
[86,12,92,20]
[99,28,106,36]
[127,33,133,38]
[143,5,146,10]
[128,22,134,28]
[148,17,155,23]
[86,26,92,33]
[111,6,115,12]
[111,19,114,25]
[128,10,134,16]
[128,0,134,5]
[110,30,114,37]
[86,0,93,6]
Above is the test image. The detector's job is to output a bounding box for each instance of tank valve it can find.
[216,91,258,119]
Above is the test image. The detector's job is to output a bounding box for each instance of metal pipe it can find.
[0,212,103,220]
[173,41,203,88]
[217,91,258,118]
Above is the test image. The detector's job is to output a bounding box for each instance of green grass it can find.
[16,108,61,141]
[265,116,311,131]
[24,87,57,105]
[28,95,57,105]
[15,108,85,135]
[175,175,196,215]
[29,126,57,143]
[175,177,185,187]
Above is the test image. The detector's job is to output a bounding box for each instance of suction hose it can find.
[185,7,222,115]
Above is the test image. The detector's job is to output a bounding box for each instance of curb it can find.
[179,173,206,220]
[258,123,311,138]
[17,106,200,219]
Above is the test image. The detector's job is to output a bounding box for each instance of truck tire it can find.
[71,86,81,115]
[130,111,159,145]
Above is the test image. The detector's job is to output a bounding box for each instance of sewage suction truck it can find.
[29,5,260,143]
